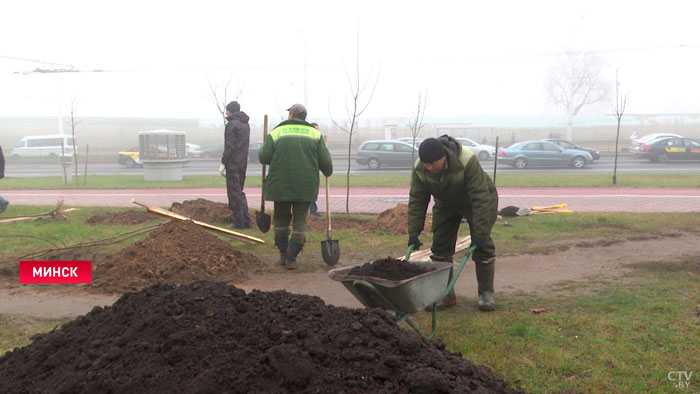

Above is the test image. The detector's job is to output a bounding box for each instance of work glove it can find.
[469,235,488,250]
[219,163,226,177]
[407,235,422,251]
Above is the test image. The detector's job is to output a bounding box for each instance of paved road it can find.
[3,187,700,213]
[6,154,700,177]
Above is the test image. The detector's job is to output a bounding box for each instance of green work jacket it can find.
[259,119,333,202]
[408,145,497,240]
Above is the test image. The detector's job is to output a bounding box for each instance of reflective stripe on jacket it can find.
[259,119,333,202]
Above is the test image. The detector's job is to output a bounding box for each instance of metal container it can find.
[328,260,452,313]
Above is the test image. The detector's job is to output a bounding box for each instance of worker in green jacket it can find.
[407,136,499,311]
[259,104,333,270]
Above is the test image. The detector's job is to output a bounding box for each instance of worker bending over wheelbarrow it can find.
[407,136,499,311]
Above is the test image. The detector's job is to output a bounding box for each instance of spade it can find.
[320,176,339,266]
[255,115,271,233]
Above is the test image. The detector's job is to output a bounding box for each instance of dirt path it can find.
[2,232,699,318]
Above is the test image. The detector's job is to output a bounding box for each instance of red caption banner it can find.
[19,261,92,284]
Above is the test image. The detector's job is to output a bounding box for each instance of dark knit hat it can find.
[226,101,240,113]
[419,138,446,163]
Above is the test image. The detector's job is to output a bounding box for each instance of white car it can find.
[630,133,682,155]
[186,143,204,158]
[454,137,496,160]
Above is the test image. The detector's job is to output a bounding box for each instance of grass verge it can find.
[2,172,700,189]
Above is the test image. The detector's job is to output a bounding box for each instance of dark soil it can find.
[86,211,160,226]
[361,203,429,235]
[91,220,260,294]
[169,198,236,224]
[0,281,521,394]
[348,258,434,281]
[306,203,430,234]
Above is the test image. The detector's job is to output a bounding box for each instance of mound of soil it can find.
[86,211,160,226]
[169,198,235,224]
[0,281,521,393]
[306,204,429,235]
[348,258,434,281]
[92,220,260,294]
[362,204,429,235]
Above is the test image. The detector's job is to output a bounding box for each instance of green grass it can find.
[1,208,700,392]
[2,172,700,189]
[0,315,70,356]
[419,262,700,393]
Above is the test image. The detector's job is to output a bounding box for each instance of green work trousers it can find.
[273,201,310,246]
[430,207,497,264]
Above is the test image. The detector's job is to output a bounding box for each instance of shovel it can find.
[255,115,271,233]
[321,176,340,266]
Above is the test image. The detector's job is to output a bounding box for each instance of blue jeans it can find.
[309,201,318,214]
[0,195,8,212]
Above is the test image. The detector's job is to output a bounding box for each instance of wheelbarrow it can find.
[328,245,477,339]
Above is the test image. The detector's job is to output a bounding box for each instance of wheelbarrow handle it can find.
[439,245,477,302]
[404,244,415,261]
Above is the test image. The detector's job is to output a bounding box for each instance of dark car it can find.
[200,142,262,163]
[543,139,600,160]
[638,137,700,163]
[497,140,593,169]
[356,140,419,169]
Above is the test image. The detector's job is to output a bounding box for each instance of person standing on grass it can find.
[407,136,499,311]
[219,101,253,229]
[0,144,8,213]
[259,104,333,270]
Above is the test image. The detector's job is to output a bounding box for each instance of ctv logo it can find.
[19,261,92,283]
[668,371,694,389]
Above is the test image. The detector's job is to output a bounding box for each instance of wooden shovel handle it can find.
[261,115,268,212]
[325,176,331,238]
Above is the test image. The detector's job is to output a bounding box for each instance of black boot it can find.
[275,237,288,266]
[286,240,304,270]
[475,259,496,311]
[424,255,456,311]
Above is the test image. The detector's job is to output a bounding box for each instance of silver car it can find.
[356,140,419,170]
[454,137,496,160]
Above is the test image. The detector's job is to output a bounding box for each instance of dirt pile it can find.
[362,203,429,235]
[307,204,429,235]
[169,198,235,224]
[86,210,160,225]
[0,281,521,393]
[348,258,434,280]
[92,220,260,294]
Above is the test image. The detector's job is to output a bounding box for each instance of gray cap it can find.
[286,103,307,115]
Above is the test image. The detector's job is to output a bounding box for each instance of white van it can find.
[11,134,77,157]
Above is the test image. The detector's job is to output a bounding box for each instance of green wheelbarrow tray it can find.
[328,246,477,339]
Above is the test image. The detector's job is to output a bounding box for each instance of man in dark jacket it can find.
[0,144,8,213]
[407,136,499,311]
[259,104,333,270]
[220,101,252,229]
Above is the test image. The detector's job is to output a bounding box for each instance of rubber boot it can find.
[424,256,456,311]
[475,260,496,311]
[286,240,304,270]
[275,238,288,266]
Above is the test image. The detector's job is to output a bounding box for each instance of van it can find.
[11,134,77,158]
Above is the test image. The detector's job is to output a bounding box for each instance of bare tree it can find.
[611,70,627,185]
[65,97,82,187]
[329,24,380,214]
[546,51,610,141]
[208,74,242,127]
[407,91,428,164]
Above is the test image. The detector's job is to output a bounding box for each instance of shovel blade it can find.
[255,211,271,233]
[321,239,340,267]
